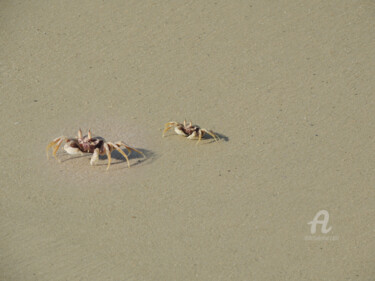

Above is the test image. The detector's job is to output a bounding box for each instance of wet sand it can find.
[1,1,374,280]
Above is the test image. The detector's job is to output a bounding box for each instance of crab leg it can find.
[108,142,131,168]
[114,141,132,156]
[202,129,219,142]
[162,122,178,137]
[52,138,66,160]
[46,136,66,159]
[46,137,61,159]
[162,126,173,137]
[196,130,203,145]
[115,141,145,158]
[104,143,112,170]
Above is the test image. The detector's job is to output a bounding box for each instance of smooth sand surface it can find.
[1,1,374,280]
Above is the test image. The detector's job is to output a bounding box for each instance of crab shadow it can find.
[59,148,156,168]
[164,131,229,144]
[99,148,156,168]
[213,132,229,142]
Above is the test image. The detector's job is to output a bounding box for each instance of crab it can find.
[162,120,219,144]
[46,129,144,170]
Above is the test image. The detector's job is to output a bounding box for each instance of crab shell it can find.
[174,125,204,139]
[63,138,106,155]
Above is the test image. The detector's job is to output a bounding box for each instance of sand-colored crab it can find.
[46,129,144,170]
[162,120,219,144]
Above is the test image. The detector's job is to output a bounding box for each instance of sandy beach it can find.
[1,1,374,280]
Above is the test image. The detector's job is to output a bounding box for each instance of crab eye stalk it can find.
[78,129,83,139]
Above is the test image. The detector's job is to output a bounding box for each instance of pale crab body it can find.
[163,120,219,144]
[174,126,200,139]
[174,126,188,137]
[64,142,83,155]
[62,135,105,155]
[46,129,144,170]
